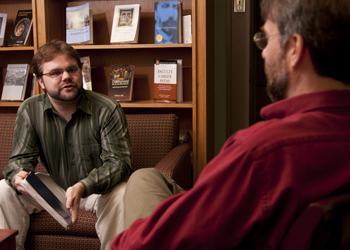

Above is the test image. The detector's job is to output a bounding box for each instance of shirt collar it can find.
[42,89,92,115]
[261,89,350,120]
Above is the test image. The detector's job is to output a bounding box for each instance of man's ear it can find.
[285,33,305,70]
[38,78,46,90]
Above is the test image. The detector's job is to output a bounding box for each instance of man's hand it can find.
[13,170,29,194]
[66,182,85,224]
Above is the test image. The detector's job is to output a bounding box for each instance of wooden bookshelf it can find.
[0,0,208,179]
[73,43,192,50]
[0,46,35,51]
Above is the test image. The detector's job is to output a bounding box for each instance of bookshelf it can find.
[0,0,207,179]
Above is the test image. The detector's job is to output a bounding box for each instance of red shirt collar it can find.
[261,90,350,119]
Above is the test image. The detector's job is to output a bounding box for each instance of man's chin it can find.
[54,89,82,102]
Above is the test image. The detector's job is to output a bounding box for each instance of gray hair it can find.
[261,0,350,84]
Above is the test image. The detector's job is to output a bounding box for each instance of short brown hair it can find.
[261,0,350,84]
[32,40,82,77]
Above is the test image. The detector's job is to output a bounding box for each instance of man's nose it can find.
[61,70,71,80]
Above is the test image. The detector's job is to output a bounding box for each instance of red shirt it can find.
[112,90,350,249]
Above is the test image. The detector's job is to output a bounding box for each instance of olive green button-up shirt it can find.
[4,90,132,197]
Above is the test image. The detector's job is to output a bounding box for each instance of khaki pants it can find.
[0,173,126,250]
[124,168,183,228]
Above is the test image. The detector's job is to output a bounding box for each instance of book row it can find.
[0,59,183,103]
[67,1,191,45]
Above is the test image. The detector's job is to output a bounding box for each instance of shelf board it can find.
[73,43,192,50]
[0,46,35,51]
[0,101,22,107]
[121,100,193,108]
[0,100,193,109]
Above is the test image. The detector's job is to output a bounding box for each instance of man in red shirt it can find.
[112,0,350,249]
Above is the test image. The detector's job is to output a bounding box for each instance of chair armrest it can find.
[155,143,192,190]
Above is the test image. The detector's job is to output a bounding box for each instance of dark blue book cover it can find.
[154,0,182,44]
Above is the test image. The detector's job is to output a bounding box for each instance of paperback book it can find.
[21,172,72,229]
[108,64,135,102]
[0,13,7,46]
[66,2,93,44]
[7,10,33,46]
[80,56,92,90]
[182,14,192,44]
[154,0,183,44]
[110,4,140,43]
[153,59,183,103]
[1,64,30,101]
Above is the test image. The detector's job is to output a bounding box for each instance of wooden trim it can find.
[36,0,47,47]
[31,0,38,51]
[195,0,207,176]
[0,100,192,109]
[0,47,34,51]
[0,101,22,107]
[73,44,192,50]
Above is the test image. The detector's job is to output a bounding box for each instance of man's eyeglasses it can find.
[41,65,80,79]
[253,31,268,50]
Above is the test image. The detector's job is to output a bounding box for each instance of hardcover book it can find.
[7,10,33,46]
[21,172,72,229]
[0,13,7,46]
[110,4,140,43]
[1,64,30,101]
[66,2,93,44]
[108,64,135,102]
[154,0,183,44]
[153,59,183,103]
[80,56,92,90]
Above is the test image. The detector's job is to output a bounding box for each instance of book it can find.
[66,3,93,44]
[182,14,192,44]
[80,56,92,90]
[154,0,183,44]
[153,59,183,103]
[7,10,33,46]
[1,64,30,101]
[21,172,72,229]
[108,64,135,102]
[110,4,140,44]
[0,13,7,46]
[31,75,42,97]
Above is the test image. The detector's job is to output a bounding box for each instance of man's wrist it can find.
[76,182,86,197]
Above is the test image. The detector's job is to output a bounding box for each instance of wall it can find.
[207,0,252,160]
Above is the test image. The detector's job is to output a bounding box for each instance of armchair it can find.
[281,193,350,250]
[0,112,192,249]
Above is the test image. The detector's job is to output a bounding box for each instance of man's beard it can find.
[46,84,83,102]
[266,74,288,102]
[265,56,289,102]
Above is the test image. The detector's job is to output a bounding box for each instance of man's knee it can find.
[127,168,162,187]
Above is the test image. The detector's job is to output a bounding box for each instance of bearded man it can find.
[112,0,350,249]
